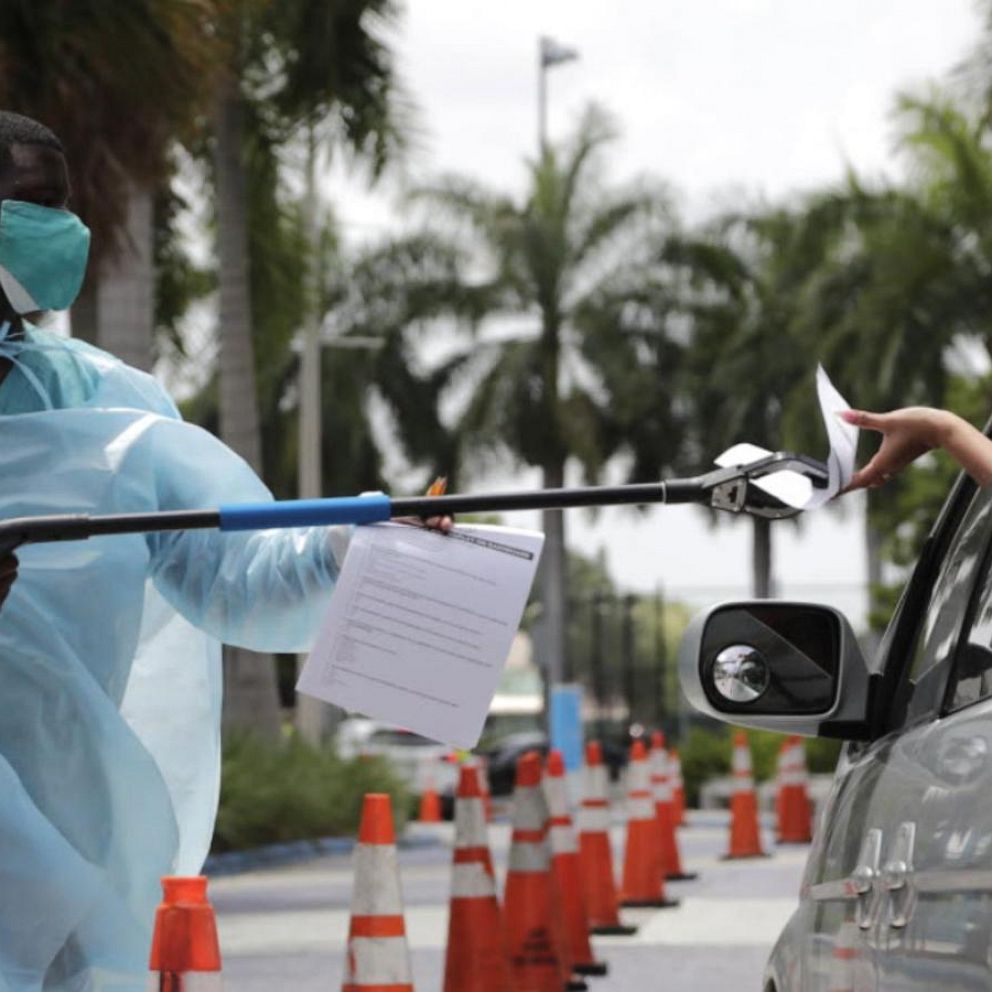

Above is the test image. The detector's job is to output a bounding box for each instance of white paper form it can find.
[297,523,544,748]
[714,365,859,510]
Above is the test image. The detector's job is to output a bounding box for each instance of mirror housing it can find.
[678,601,876,740]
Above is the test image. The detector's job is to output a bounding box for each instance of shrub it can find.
[677,723,842,806]
[213,734,408,852]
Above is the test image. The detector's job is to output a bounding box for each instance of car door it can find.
[869,481,992,992]
[801,476,992,992]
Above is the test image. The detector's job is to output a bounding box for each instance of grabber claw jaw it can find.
[701,451,829,521]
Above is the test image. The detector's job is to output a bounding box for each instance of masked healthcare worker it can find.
[0,110,451,991]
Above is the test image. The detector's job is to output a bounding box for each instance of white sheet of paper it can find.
[714,365,859,510]
[297,522,544,749]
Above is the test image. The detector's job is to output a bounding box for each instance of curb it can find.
[205,828,443,876]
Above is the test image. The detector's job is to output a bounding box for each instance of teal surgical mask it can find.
[0,200,90,314]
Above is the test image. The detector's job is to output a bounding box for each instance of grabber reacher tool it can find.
[0,451,828,557]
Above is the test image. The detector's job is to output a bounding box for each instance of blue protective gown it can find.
[0,327,346,991]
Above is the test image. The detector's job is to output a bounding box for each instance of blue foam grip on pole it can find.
[218,493,392,531]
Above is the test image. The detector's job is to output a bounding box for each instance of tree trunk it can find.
[96,183,155,370]
[752,516,774,598]
[295,129,335,744]
[539,460,569,690]
[214,72,281,741]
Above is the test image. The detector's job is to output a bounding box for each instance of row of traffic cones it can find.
[145,731,806,989]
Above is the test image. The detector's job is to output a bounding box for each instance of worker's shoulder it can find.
[26,327,180,419]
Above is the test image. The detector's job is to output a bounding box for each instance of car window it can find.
[888,484,992,729]
[367,729,437,747]
[946,511,992,713]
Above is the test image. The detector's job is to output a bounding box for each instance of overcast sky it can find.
[323,0,984,628]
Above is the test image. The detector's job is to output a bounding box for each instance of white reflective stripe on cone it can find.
[544,775,569,817]
[577,805,610,833]
[549,823,578,855]
[509,841,550,873]
[512,785,546,831]
[452,861,497,899]
[649,751,671,796]
[583,764,608,801]
[627,795,655,821]
[347,936,413,985]
[651,772,673,803]
[351,845,404,915]
[732,747,752,774]
[732,774,755,793]
[454,797,487,847]
[780,770,803,786]
[147,976,221,990]
[626,759,649,793]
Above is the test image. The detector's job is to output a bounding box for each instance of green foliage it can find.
[678,725,730,807]
[677,724,841,806]
[213,733,408,852]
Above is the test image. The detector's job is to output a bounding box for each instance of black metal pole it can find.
[654,586,667,728]
[590,593,608,744]
[621,594,637,729]
[390,479,698,518]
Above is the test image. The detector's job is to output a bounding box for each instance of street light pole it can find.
[296,126,328,745]
[534,34,579,710]
[654,585,667,729]
[537,35,579,157]
[621,594,637,728]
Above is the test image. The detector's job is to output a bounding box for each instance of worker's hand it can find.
[0,553,18,611]
[840,407,951,491]
[397,477,454,534]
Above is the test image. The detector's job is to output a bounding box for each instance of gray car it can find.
[680,464,992,991]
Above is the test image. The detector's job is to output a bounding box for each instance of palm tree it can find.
[787,96,991,625]
[411,105,679,686]
[205,0,410,736]
[0,0,218,362]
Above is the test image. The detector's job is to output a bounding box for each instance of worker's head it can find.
[0,111,89,326]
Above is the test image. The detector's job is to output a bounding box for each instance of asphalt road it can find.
[210,810,807,991]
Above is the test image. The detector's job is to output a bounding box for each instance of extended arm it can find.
[842,407,992,489]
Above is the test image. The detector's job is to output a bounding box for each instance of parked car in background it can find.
[679,455,992,990]
[336,718,459,810]
[478,730,630,797]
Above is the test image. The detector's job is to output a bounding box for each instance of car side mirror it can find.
[678,601,876,740]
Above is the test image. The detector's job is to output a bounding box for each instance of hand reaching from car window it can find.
[841,407,992,490]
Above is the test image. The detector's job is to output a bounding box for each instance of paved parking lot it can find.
[211,810,807,991]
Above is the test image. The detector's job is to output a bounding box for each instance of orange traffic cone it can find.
[504,751,569,992]
[723,732,767,860]
[343,794,414,992]
[577,741,637,936]
[443,763,512,992]
[778,737,813,844]
[419,766,443,823]
[148,876,222,990]
[545,750,608,977]
[620,739,678,909]
[649,731,696,882]
[670,748,686,825]
[773,738,787,839]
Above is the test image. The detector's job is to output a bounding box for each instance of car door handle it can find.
[853,827,883,930]
[880,821,917,929]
